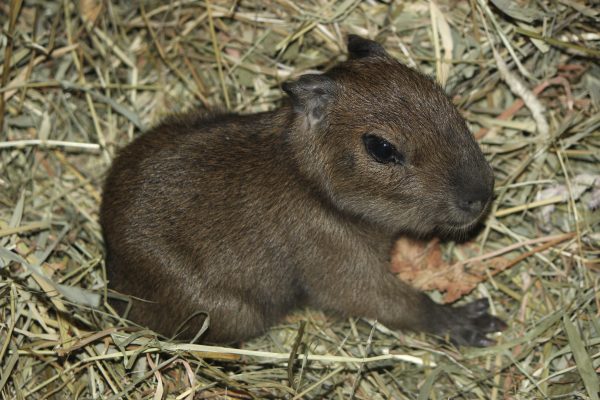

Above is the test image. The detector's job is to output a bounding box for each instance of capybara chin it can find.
[100,35,506,346]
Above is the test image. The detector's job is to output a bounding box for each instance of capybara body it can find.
[100,36,505,346]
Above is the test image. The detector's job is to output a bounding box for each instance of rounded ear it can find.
[282,74,336,126]
[347,35,389,59]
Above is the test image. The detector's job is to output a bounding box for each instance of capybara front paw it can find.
[442,298,507,347]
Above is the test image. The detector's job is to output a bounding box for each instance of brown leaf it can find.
[391,237,510,303]
[390,237,442,275]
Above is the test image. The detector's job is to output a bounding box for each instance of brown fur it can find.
[100,36,506,346]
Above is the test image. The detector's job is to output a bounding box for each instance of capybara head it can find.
[283,35,494,238]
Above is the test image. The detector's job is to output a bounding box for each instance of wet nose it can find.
[457,194,486,216]
[453,174,494,219]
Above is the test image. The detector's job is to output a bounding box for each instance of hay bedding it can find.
[1,0,599,398]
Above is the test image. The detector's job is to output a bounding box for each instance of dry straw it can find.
[1,0,599,398]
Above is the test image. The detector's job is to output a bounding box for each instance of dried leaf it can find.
[391,238,511,303]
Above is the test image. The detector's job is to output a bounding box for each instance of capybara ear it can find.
[282,74,336,127]
[347,35,389,59]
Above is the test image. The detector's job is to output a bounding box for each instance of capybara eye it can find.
[363,134,403,164]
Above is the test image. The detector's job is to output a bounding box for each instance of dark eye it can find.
[362,134,403,164]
